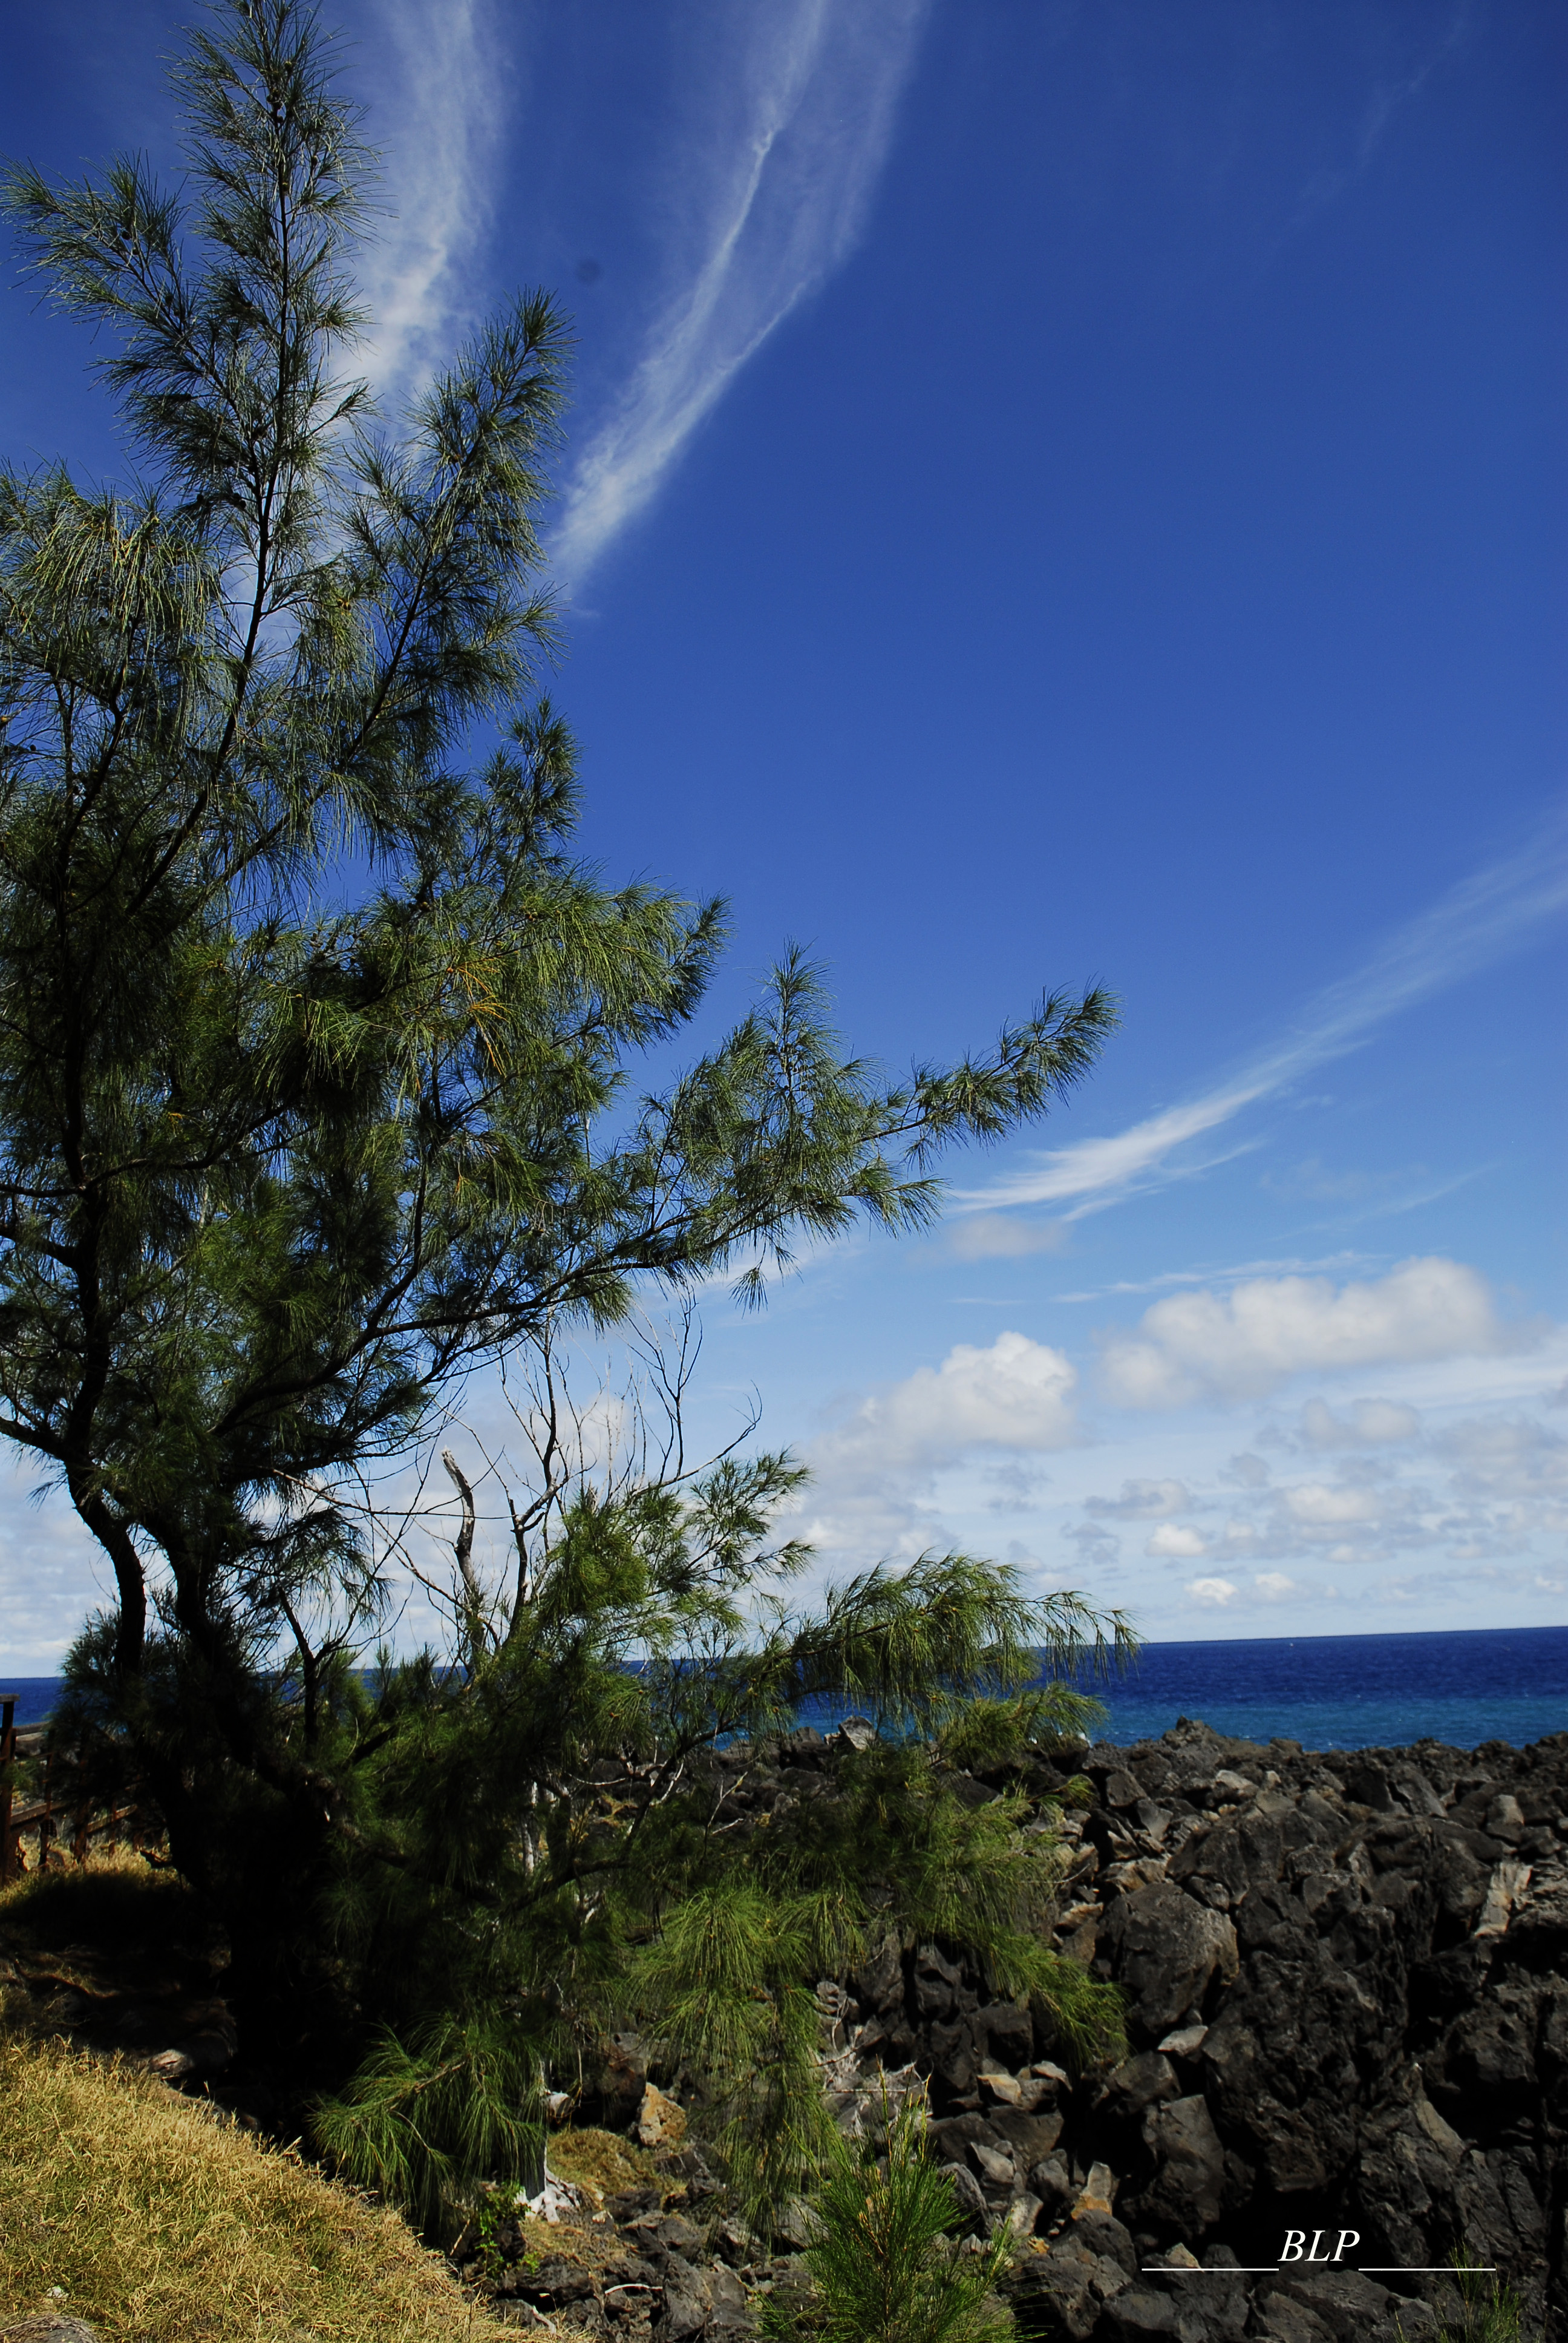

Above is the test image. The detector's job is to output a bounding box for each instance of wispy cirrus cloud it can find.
[354,0,510,409]
[955,804,1568,1221]
[1292,5,1469,231]
[1051,1250,1372,1306]
[553,0,931,588]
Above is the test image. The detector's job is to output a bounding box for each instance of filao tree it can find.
[1,0,1129,2218]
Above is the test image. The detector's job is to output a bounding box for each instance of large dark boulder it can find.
[1100,1878,1239,2039]
[1128,2094,1226,2232]
[1427,1975,1548,2131]
[1019,2238,1134,2339]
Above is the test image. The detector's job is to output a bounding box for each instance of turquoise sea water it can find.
[4,1624,1564,1749]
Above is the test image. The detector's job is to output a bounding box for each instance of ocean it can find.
[4,1625,1564,1749]
[1063,1623,1567,1752]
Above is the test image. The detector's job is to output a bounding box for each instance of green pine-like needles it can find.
[1,0,1131,2244]
[773,2086,1016,2343]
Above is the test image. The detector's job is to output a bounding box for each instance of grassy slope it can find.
[0,2033,508,2341]
[0,1855,506,2342]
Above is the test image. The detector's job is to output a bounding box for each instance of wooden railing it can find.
[1,1693,151,1881]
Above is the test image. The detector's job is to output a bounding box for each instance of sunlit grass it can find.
[0,2031,507,2341]
[0,1838,197,1950]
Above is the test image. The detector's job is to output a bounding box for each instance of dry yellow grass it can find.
[0,1857,661,2335]
[0,1837,190,1922]
[0,2033,509,2342]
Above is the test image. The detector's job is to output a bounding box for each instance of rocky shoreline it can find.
[5,1715,1564,2339]
[916,1710,1567,2340]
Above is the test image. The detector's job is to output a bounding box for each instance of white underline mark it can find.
[1142,2266,1501,2277]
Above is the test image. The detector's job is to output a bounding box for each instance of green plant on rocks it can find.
[1428,2246,1530,2343]
[311,2013,546,2243]
[768,2084,1015,2343]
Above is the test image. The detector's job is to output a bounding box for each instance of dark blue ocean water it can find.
[4,1625,1564,1750]
[1067,1624,1566,1752]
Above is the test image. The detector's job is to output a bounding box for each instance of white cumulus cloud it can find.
[1146,1522,1207,1558]
[1087,1478,1194,1519]
[792,1331,1082,1575]
[1440,1415,1568,1509]
[1099,1257,1521,1409]
[817,1331,1081,1479]
[1186,1576,1240,1605]
[1284,1483,1387,1526]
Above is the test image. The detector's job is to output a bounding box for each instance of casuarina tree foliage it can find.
[1,0,1128,2226]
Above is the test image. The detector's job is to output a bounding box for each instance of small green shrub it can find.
[1423,2244,1528,2343]
[771,2085,1014,2343]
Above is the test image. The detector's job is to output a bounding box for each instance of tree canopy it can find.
[1,0,1129,2222]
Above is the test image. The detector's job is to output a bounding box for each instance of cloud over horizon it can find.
[1066,1358,1568,1611]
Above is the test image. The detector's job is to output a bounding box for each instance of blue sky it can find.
[1,0,1564,1660]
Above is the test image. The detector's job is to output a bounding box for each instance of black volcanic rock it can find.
[1100,1879,1240,2038]
[800,1722,1568,2341]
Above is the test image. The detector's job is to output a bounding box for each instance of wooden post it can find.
[0,1695,16,1884]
